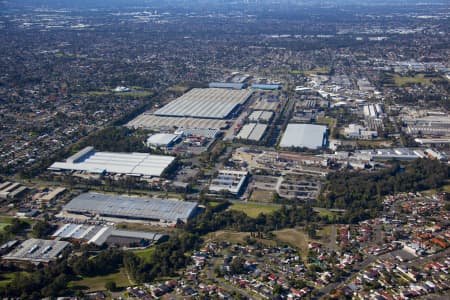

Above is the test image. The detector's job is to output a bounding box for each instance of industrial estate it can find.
[0,0,449,299]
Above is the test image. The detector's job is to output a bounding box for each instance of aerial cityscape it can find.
[0,0,449,299]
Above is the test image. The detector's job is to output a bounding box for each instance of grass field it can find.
[69,268,132,292]
[393,74,432,86]
[228,202,280,218]
[250,190,274,203]
[314,207,336,219]
[132,248,155,263]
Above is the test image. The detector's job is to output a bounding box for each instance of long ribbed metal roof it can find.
[64,193,198,222]
[154,88,253,119]
[49,147,175,177]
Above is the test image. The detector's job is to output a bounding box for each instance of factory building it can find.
[61,193,199,225]
[209,170,249,196]
[280,124,328,149]
[2,239,70,264]
[49,147,175,177]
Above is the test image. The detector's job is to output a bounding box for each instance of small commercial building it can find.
[209,170,249,196]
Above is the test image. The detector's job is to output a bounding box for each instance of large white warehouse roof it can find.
[280,124,327,149]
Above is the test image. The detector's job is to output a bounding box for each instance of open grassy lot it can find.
[228,202,280,218]
[69,268,132,292]
[393,74,433,86]
[132,248,155,263]
[274,228,310,258]
[250,190,274,203]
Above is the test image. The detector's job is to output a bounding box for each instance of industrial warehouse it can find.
[52,224,167,247]
[61,193,199,224]
[236,123,268,141]
[280,124,328,149]
[154,88,253,119]
[49,146,175,177]
[2,239,70,264]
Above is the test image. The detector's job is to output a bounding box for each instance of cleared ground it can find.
[228,202,280,218]
[250,190,274,202]
[69,268,132,292]
[205,230,250,244]
[274,226,332,259]
[205,230,277,247]
[274,228,310,258]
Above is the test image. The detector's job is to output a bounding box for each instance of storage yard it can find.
[61,193,199,224]
[49,146,175,177]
